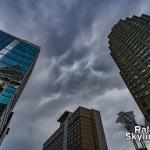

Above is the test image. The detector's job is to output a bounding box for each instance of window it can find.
[142,102,147,107]
[146,109,150,115]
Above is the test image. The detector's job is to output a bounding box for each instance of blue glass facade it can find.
[0,31,40,144]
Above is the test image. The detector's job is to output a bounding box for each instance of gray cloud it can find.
[0,0,150,150]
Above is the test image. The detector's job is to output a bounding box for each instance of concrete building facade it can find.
[43,106,108,150]
[108,14,150,121]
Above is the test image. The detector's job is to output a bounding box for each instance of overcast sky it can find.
[0,0,150,150]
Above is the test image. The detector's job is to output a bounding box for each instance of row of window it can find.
[126,17,150,33]
[45,134,63,150]
[110,32,149,86]
[0,86,17,105]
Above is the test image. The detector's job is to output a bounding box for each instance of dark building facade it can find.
[0,30,40,144]
[108,14,150,121]
[43,106,108,150]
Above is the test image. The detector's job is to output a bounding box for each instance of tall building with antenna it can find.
[0,30,40,144]
[108,14,150,121]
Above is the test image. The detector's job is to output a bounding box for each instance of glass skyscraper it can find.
[0,30,40,144]
[108,14,150,121]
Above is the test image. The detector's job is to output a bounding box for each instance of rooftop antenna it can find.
[116,111,147,150]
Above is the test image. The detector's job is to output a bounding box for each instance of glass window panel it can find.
[0,56,29,73]
[0,61,26,75]
[0,61,8,68]
[0,37,14,51]
[5,51,32,66]
[5,86,17,94]
[16,43,37,56]
[0,95,11,105]
[20,42,39,54]
[11,47,35,61]
[2,90,15,98]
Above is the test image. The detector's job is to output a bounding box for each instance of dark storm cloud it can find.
[0,0,150,150]
[43,0,105,57]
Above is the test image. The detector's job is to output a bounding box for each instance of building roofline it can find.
[0,30,41,50]
[57,111,70,122]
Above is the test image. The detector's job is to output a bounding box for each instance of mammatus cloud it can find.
[0,0,150,150]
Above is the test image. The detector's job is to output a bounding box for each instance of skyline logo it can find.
[126,126,150,142]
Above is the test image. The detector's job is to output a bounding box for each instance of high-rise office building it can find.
[108,14,150,121]
[0,30,40,144]
[43,106,108,150]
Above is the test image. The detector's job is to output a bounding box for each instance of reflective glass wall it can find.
[0,31,40,144]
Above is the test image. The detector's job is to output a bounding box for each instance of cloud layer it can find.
[0,0,149,150]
